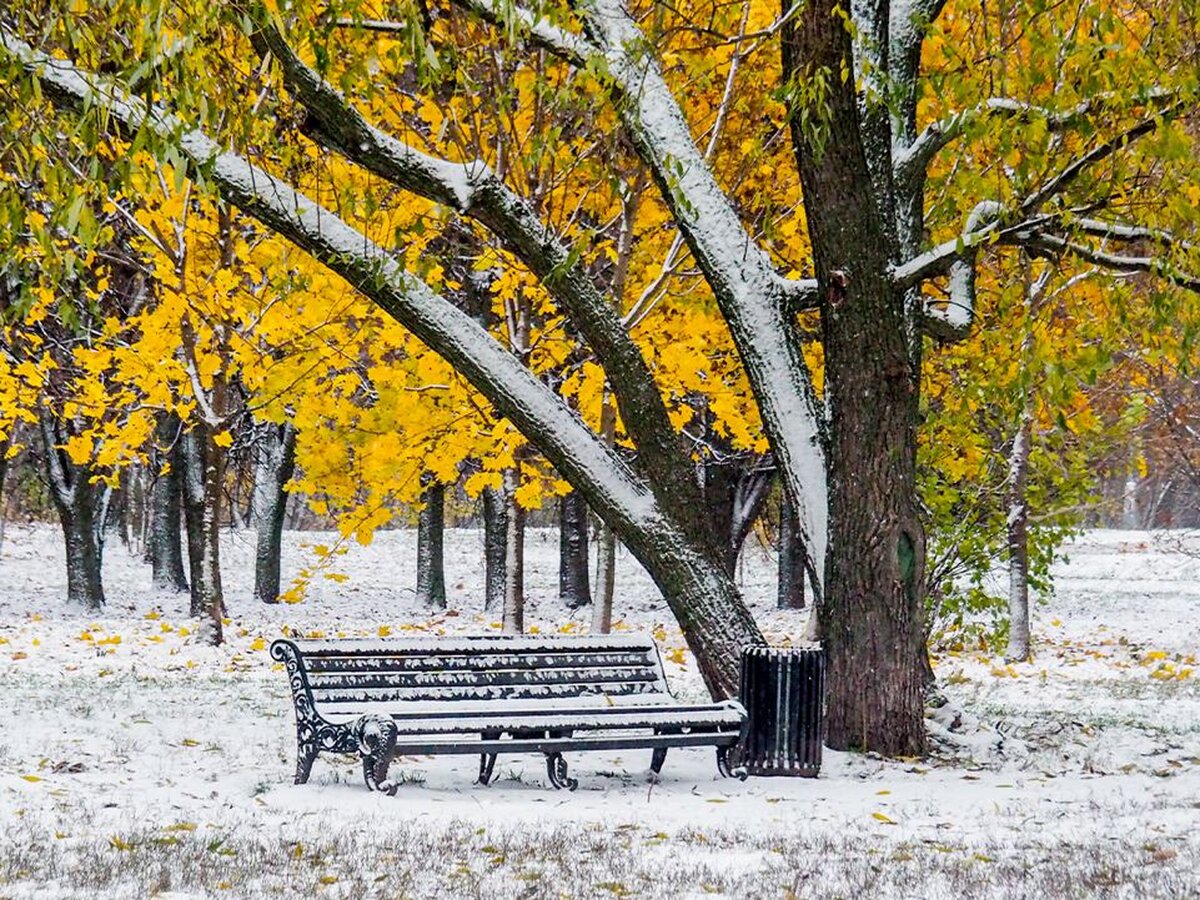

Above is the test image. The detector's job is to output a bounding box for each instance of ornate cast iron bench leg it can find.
[355,715,399,796]
[294,728,318,785]
[716,744,748,781]
[477,730,500,785]
[545,752,578,791]
[650,727,669,778]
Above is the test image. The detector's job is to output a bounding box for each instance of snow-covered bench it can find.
[271,634,748,793]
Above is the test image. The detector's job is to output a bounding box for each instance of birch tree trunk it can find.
[0,438,8,557]
[558,490,591,608]
[252,421,296,604]
[1006,408,1034,661]
[416,480,447,608]
[591,396,619,634]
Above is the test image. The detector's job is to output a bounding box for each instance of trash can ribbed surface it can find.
[738,645,824,777]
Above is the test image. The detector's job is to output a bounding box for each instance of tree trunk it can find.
[0,438,8,557]
[502,467,525,633]
[149,414,189,592]
[558,490,591,608]
[481,486,506,611]
[39,412,106,610]
[591,397,619,634]
[181,424,225,645]
[1006,408,1034,661]
[778,487,807,610]
[252,422,297,604]
[416,479,447,608]
[785,0,927,755]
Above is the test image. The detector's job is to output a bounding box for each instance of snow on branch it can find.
[895,97,1095,187]
[1021,101,1188,217]
[252,15,707,524]
[1024,232,1200,294]
[0,27,663,533]
[447,0,593,65]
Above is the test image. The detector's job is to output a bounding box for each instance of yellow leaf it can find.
[21,774,42,783]
[872,812,896,824]
[249,637,266,651]
[378,625,392,637]
[213,431,233,448]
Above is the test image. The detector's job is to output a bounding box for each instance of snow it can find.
[0,524,1198,896]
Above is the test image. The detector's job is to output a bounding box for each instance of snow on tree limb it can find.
[453,0,832,592]
[251,13,712,543]
[0,27,667,538]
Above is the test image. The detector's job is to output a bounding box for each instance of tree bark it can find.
[149,414,189,592]
[8,40,764,698]
[38,411,105,610]
[252,421,297,604]
[0,438,8,557]
[481,486,506,611]
[785,0,927,755]
[1006,408,1034,661]
[558,490,591,608]
[416,479,447,608]
[778,487,807,610]
[502,467,524,633]
[180,424,225,644]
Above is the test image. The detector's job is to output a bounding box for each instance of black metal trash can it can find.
[738,645,824,777]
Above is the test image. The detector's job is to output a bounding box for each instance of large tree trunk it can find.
[558,490,591,608]
[501,467,525,633]
[39,412,106,610]
[252,421,297,604]
[149,415,189,592]
[416,480,447,608]
[785,0,927,755]
[181,424,225,645]
[481,486,506,611]
[778,487,807,610]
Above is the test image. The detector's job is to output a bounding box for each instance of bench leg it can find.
[355,715,399,796]
[477,753,498,786]
[294,737,318,785]
[545,753,578,791]
[650,747,668,776]
[716,745,748,781]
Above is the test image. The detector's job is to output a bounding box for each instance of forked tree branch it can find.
[252,13,712,542]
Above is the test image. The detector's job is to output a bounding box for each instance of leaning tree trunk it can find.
[181,424,225,645]
[778,487,807,610]
[559,490,591,609]
[785,0,927,755]
[251,421,297,604]
[416,479,447,608]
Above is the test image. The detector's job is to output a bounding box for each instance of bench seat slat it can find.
[292,635,656,657]
[306,665,663,691]
[389,731,739,756]
[322,706,744,734]
[311,680,665,706]
[304,651,656,675]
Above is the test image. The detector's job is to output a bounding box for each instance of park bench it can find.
[271,634,748,793]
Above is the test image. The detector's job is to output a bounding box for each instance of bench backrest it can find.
[271,634,672,711]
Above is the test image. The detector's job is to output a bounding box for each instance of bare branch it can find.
[445,0,592,66]
[1024,232,1200,293]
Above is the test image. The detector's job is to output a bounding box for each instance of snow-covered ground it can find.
[0,525,1197,898]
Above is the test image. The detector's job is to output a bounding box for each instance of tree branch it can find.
[251,14,712,546]
[0,27,674,543]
